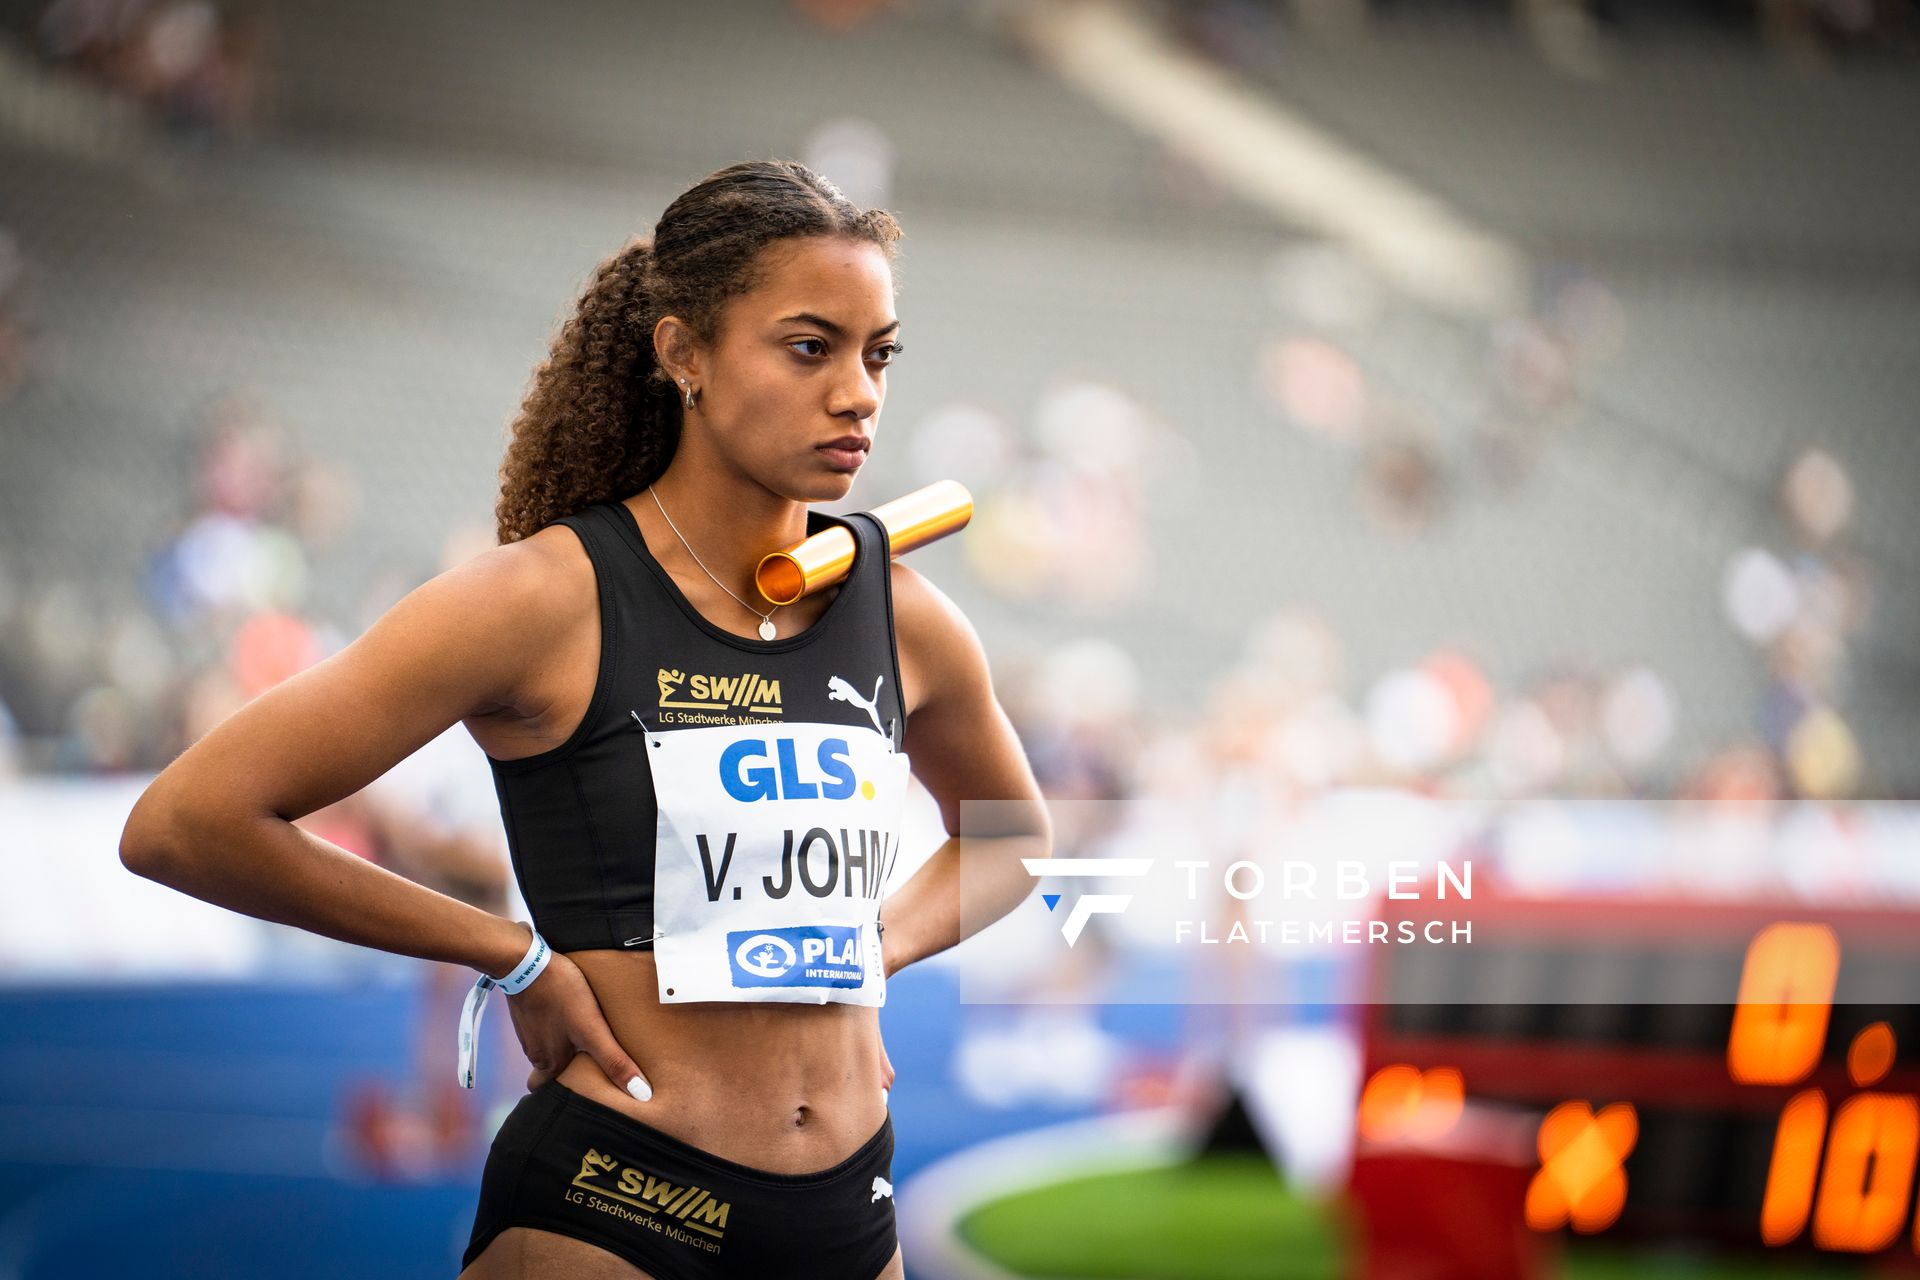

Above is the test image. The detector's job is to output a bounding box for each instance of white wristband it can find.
[487,928,551,996]
[457,928,551,1089]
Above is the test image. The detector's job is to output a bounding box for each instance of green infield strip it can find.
[955,1153,1341,1280]
[954,1154,1863,1280]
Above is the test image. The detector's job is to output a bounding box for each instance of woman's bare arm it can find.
[120,538,563,972]
[879,563,1051,975]
[119,527,653,1096]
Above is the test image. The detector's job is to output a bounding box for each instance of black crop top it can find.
[486,500,910,955]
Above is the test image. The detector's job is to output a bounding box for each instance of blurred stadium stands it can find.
[0,0,1914,798]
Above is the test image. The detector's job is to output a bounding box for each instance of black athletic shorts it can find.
[463,1081,897,1279]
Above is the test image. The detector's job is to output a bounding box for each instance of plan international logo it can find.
[1021,857,1153,946]
[657,667,784,716]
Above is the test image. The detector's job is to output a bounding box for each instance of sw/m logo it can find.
[658,667,783,716]
[569,1148,731,1245]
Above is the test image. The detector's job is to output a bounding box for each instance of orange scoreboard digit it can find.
[1353,892,1920,1266]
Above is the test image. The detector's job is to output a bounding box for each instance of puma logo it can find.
[870,1175,893,1202]
[828,674,886,738]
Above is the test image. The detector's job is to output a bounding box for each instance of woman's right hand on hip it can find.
[507,951,654,1101]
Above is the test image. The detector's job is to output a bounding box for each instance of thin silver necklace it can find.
[648,486,781,640]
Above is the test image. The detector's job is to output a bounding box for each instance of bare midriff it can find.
[554,948,889,1176]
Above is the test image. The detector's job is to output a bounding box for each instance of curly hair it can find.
[494,160,904,543]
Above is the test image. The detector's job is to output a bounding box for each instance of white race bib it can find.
[644,720,909,1005]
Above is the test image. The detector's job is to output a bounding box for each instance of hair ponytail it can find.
[493,238,680,543]
[494,160,902,544]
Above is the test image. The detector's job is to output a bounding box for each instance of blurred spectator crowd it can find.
[34,0,264,137]
[0,284,1885,817]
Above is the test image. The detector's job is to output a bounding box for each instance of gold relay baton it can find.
[755,480,973,606]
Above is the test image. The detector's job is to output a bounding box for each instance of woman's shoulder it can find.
[388,523,599,732]
[886,559,962,642]
[430,521,600,648]
[468,519,593,589]
[888,560,991,719]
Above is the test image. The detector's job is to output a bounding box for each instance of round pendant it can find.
[758,617,777,641]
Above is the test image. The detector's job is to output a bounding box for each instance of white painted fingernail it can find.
[881,1087,890,1108]
[628,1077,653,1102]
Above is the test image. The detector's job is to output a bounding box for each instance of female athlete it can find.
[120,159,1051,1279]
